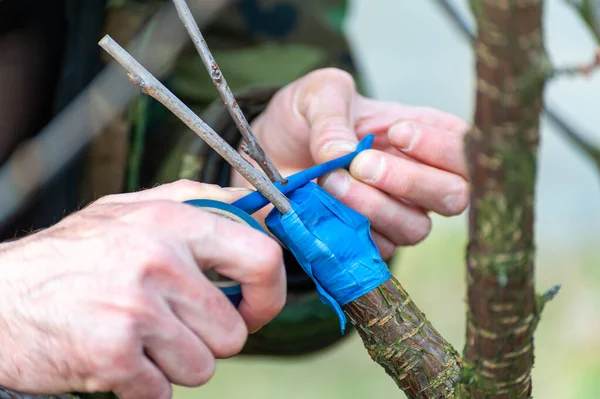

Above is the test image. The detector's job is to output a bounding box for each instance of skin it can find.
[232,68,470,260]
[0,68,470,398]
[0,181,284,398]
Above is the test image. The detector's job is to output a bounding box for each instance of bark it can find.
[459,1,550,397]
[345,277,461,399]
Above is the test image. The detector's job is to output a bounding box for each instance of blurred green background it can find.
[175,0,600,397]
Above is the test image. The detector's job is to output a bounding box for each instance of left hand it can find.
[231,68,470,260]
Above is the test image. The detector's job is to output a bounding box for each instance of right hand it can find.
[0,180,285,399]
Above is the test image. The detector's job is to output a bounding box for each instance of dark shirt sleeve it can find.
[0,0,29,35]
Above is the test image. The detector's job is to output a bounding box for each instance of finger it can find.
[161,268,249,359]
[349,149,469,217]
[294,68,359,163]
[111,356,172,399]
[369,229,398,261]
[207,215,286,333]
[320,170,432,246]
[387,120,468,178]
[96,179,252,205]
[355,96,470,136]
[143,302,219,386]
[131,203,286,334]
[182,208,285,333]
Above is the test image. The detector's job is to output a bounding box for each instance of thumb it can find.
[296,68,359,164]
[95,179,253,205]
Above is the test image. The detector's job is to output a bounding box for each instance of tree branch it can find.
[434,0,600,176]
[171,0,283,182]
[460,1,549,397]
[550,48,600,78]
[344,278,462,398]
[545,104,600,171]
[98,35,291,214]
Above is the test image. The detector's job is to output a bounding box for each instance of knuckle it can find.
[131,242,178,281]
[258,237,284,265]
[393,173,416,198]
[172,178,206,192]
[82,375,114,394]
[251,240,283,279]
[86,316,142,380]
[311,68,356,90]
[115,200,182,228]
[114,312,145,347]
[414,107,441,125]
[136,200,181,223]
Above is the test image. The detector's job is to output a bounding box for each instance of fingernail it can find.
[389,121,420,152]
[322,171,349,198]
[353,152,385,183]
[323,141,355,156]
[250,325,264,334]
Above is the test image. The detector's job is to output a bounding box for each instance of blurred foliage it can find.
[171,44,326,103]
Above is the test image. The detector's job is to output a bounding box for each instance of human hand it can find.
[0,180,284,399]
[231,68,470,259]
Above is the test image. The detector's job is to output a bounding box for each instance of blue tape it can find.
[265,182,392,333]
[182,134,387,332]
[183,199,265,307]
[232,134,374,215]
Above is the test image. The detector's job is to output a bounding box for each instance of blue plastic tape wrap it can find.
[183,133,390,332]
[232,134,374,215]
[265,182,392,333]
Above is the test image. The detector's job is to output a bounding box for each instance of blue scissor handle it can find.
[232,134,374,215]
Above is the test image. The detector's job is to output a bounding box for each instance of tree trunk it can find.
[345,277,461,399]
[459,1,549,397]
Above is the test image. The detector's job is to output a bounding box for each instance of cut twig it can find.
[551,48,600,78]
[171,0,283,182]
[99,35,291,214]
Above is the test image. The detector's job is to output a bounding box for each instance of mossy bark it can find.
[459,1,549,397]
[345,277,462,399]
